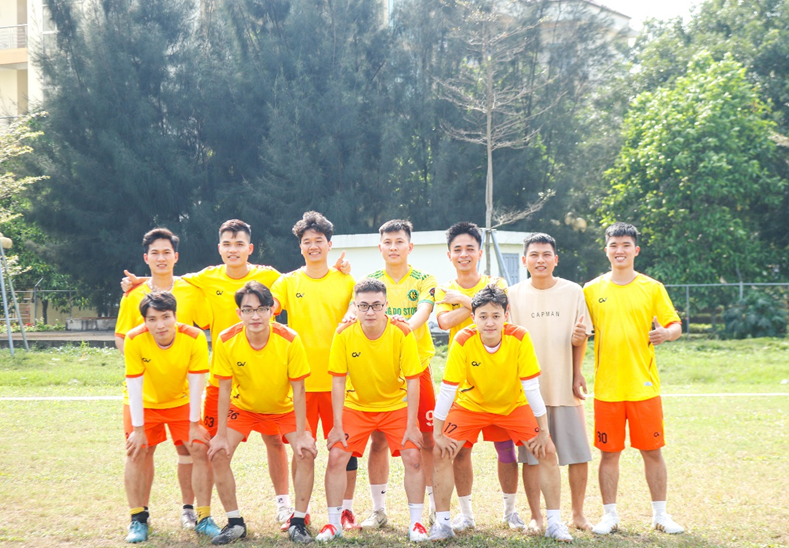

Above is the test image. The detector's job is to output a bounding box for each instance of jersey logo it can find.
[351,352,361,358]
[598,297,607,303]
[216,290,223,296]
[236,361,246,367]
[296,292,305,298]
[142,357,151,363]
[654,432,661,438]
[429,287,435,297]
[471,360,481,367]
[408,289,418,301]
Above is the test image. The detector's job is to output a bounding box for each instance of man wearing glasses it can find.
[208,282,318,545]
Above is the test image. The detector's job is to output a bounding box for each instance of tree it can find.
[602,53,786,285]
[0,113,46,225]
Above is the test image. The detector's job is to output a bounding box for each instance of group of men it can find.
[117,212,685,544]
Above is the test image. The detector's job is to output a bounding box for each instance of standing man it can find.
[316,279,428,542]
[505,233,593,533]
[115,228,211,530]
[208,282,317,544]
[584,222,683,535]
[123,292,218,543]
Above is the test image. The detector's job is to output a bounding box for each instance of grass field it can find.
[1,339,788,547]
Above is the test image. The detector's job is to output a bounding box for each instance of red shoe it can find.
[341,509,361,531]
[280,513,311,532]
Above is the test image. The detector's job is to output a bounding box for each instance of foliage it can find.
[0,113,47,226]
[723,289,788,339]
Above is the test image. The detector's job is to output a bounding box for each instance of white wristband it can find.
[434,382,459,421]
[126,376,145,427]
[188,373,205,423]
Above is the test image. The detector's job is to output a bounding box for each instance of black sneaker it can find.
[212,522,247,545]
[288,521,313,544]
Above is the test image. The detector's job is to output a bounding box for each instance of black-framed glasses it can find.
[240,306,271,317]
[356,302,385,312]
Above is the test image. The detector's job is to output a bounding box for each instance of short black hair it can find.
[142,228,179,253]
[139,291,177,318]
[292,211,334,241]
[471,285,508,312]
[379,219,413,240]
[354,278,387,297]
[218,219,252,241]
[446,221,482,249]
[604,222,638,245]
[234,281,274,308]
[523,232,556,254]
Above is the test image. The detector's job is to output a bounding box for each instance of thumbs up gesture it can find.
[571,315,587,347]
[648,316,668,346]
[333,251,351,275]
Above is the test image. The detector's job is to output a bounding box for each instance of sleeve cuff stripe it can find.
[520,372,540,380]
[443,380,460,386]
[189,369,209,375]
[213,374,232,380]
[329,371,347,377]
[404,374,421,380]
[125,373,144,379]
[289,373,310,381]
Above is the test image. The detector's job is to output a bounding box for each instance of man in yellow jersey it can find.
[123,292,219,543]
[115,228,211,530]
[270,211,356,529]
[356,220,438,529]
[428,286,565,542]
[208,282,317,545]
[584,222,683,536]
[315,279,428,543]
[434,221,508,532]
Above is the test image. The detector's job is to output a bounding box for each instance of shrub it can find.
[723,290,787,339]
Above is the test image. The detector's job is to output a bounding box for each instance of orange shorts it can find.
[203,384,219,437]
[443,403,540,448]
[418,367,436,433]
[594,397,665,452]
[123,404,190,447]
[332,407,419,458]
[306,391,333,440]
[226,405,312,443]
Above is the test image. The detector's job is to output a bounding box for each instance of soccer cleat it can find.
[502,512,525,530]
[315,524,342,542]
[281,513,312,532]
[428,522,455,541]
[196,516,222,539]
[545,521,573,542]
[341,509,361,531]
[591,513,619,535]
[212,522,247,545]
[360,509,388,530]
[289,521,314,544]
[278,506,296,523]
[181,508,197,530]
[409,522,429,542]
[125,521,149,543]
[450,514,475,532]
[652,514,684,534]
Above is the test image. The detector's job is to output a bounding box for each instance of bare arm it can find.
[326,375,348,449]
[407,302,433,331]
[115,336,125,353]
[572,339,588,400]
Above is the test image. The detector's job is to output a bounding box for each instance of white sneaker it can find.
[591,513,619,535]
[360,509,388,529]
[652,514,684,534]
[502,512,525,530]
[409,522,429,542]
[451,514,475,532]
[428,522,455,541]
[277,506,295,524]
[316,524,343,542]
[180,508,197,530]
[545,521,573,542]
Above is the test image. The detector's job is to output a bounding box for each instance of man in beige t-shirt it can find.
[502,233,593,534]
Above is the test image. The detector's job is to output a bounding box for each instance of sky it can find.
[600,0,701,29]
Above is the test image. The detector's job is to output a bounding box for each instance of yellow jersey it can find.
[443,323,541,415]
[583,273,681,402]
[328,317,424,412]
[182,264,281,386]
[435,275,508,347]
[213,322,310,414]
[124,323,209,409]
[271,268,355,393]
[115,278,211,338]
[366,266,437,366]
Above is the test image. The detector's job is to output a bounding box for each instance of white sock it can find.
[547,509,561,527]
[426,486,435,513]
[294,511,307,519]
[652,501,667,518]
[436,511,451,527]
[342,499,354,512]
[226,509,241,519]
[408,503,424,527]
[458,495,473,519]
[276,494,291,509]
[502,492,517,516]
[371,484,387,512]
[328,506,342,529]
[603,503,618,518]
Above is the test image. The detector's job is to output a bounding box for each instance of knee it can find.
[187,442,209,462]
[600,450,621,464]
[327,449,350,472]
[370,434,388,453]
[454,448,470,464]
[263,434,286,449]
[640,448,663,463]
[401,449,422,471]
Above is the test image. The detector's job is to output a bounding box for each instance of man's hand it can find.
[525,430,556,460]
[208,432,230,461]
[292,431,318,459]
[390,314,406,323]
[126,428,148,459]
[341,312,357,323]
[649,316,669,346]
[435,289,465,307]
[571,315,587,346]
[434,432,460,459]
[401,425,423,450]
[573,372,588,400]
[189,422,211,446]
[121,270,141,293]
[333,251,351,275]
[326,426,347,450]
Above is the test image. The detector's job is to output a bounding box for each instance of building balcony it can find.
[0,25,28,68]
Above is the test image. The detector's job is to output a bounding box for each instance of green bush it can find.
[723,290,787,339]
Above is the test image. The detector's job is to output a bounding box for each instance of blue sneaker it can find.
[125,521,149,543]
[196,516,222,539]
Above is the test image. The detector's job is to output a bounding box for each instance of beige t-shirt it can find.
[507,277,592,407]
